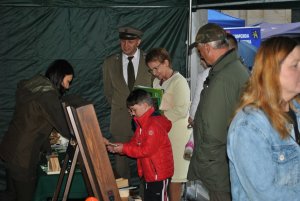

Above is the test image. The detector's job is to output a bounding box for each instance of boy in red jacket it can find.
[106,89,174,201]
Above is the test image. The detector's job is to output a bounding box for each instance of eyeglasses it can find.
[148,63,161,74]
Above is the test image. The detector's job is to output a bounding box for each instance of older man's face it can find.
[197,43,211,65]
[120,38,141,56]
[196,47,209,69]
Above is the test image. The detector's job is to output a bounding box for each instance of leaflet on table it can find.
[134,85,164,113]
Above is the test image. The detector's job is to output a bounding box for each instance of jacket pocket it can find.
[272,144,300,186]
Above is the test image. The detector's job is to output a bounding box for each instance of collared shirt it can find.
[122,49,140,84]
[189,68,210,119]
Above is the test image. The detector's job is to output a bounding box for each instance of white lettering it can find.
[233,34,250,39]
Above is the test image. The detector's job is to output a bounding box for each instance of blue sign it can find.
[225,27,261,49]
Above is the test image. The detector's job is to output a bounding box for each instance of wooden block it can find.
[119,188,129,198]
[128,196,142,201]
[121,197,128,201]
[47,155,61,173]
[116,178,129,189]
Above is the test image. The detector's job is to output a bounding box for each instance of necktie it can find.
[127,56,135,91]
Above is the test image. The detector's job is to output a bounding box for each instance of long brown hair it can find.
[236,36,298,138]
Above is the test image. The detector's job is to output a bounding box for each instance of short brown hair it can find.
[145,48,172,66]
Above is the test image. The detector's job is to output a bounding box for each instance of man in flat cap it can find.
[102,26,152,189]
[187,23,249,201]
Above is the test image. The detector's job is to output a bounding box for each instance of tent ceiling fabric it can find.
[194,0,300,9]
[1,0,299,9]
[0,0,188,7]
[257,22,300,39]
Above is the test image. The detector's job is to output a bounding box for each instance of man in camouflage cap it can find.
[102,26,152,192]
[187,23,249,201]
[195,23,227,44]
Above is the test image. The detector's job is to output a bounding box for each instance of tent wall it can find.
[0,6,188,142]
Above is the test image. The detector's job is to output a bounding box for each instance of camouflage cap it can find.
[195,23,226,44]
[119,26,143,40]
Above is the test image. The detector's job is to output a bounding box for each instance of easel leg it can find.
[78,154,93,196]
[52,139,79,201]
[51,143,72,201]
[62,145,80,201]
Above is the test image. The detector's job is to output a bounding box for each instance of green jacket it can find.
[188,49,249,192]
[0,75,70,179]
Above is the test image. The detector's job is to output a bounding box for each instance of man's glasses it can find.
[148,63,161,74]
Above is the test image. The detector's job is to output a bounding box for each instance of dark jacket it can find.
[122,107,174,182]
[188,49,249,192]
[0,75,70,179]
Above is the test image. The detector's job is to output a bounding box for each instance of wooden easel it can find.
[52,102,121,201]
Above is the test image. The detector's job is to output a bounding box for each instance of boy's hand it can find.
[107,143,123,154]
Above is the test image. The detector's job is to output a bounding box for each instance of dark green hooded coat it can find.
[0,75,70,180]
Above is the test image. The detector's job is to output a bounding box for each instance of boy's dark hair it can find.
[45,59,74,95]
[127,89,153,108]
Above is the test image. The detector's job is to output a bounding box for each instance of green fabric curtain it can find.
[0,5,188,142]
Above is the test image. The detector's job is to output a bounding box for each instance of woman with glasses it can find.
[146,48,191,201]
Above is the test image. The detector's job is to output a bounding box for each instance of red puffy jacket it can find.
[122,107,174,182]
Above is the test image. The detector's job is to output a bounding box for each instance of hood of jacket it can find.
[17,74,59,102]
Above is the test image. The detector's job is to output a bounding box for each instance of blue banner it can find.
[225,27,261,48]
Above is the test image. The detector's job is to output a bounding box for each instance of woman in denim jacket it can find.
[227,36,300,201]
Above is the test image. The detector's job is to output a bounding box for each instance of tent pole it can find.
[186,0,192,86]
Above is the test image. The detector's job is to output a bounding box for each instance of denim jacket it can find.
[227,105,300,201]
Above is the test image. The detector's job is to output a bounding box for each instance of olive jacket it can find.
[102,50,152,142]
[0,75,70,180]
[187,49,250,192]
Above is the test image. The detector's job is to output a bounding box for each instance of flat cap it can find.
[195,23,226,44]
[119,26,143,40]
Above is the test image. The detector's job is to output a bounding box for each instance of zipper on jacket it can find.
[150,159,158,181]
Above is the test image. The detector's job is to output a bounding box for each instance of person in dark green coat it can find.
[187,23,249,201]
[0,59,74,201]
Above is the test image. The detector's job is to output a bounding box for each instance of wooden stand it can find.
[52,102,121,201]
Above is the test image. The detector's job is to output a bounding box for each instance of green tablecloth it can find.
[33,166,88,201]
[34,145,88,201]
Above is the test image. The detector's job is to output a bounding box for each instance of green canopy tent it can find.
[0,1,189,142]
[0,1,190,190]
[1,0,300,191]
